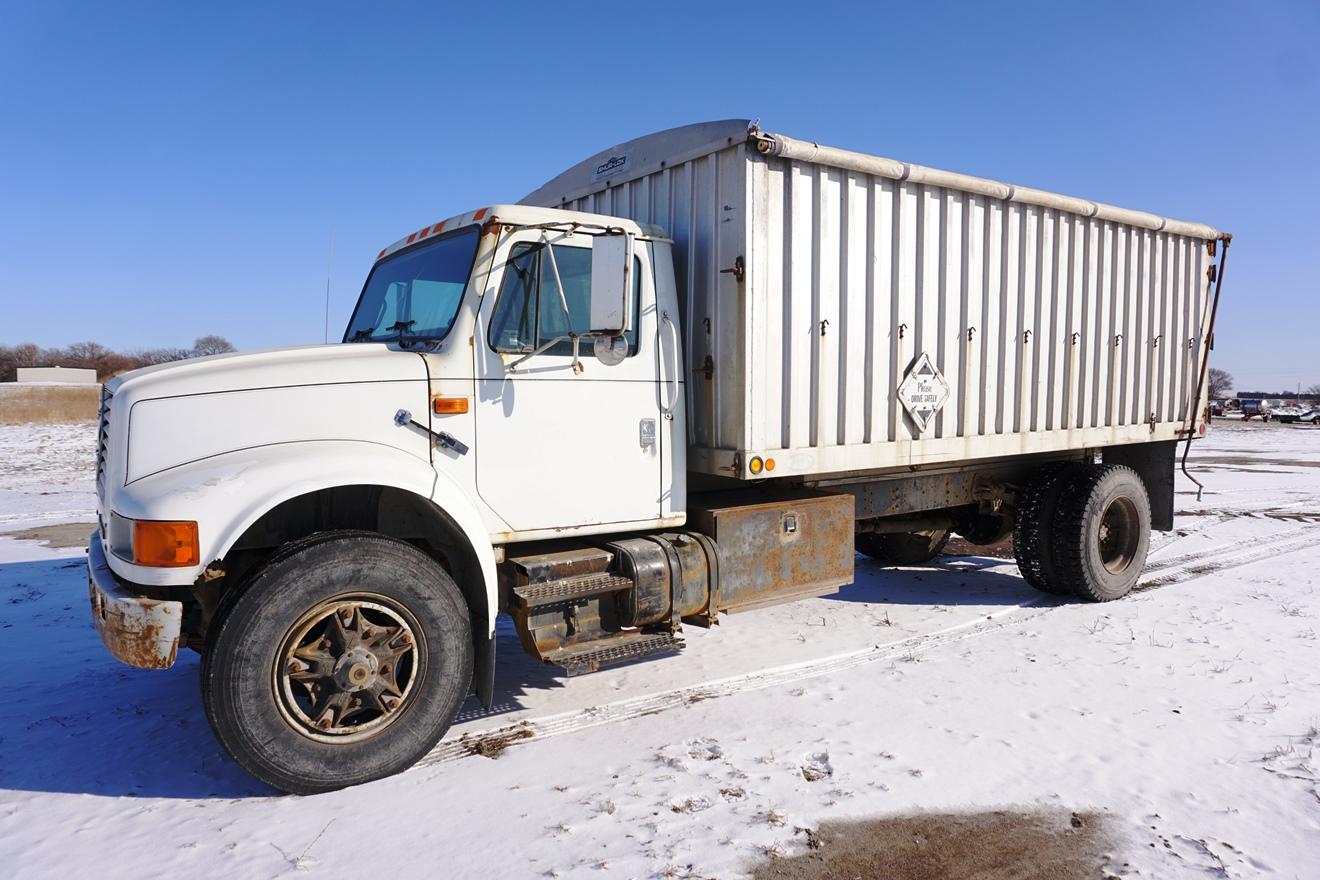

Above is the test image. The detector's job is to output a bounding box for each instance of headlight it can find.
[108,513,200,567]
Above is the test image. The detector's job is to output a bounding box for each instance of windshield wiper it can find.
[350,328,375,342]
[387,320,417,347]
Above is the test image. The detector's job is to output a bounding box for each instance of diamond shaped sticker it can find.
[897,352,949,433]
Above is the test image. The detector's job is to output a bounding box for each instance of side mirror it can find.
[589,232,632,335]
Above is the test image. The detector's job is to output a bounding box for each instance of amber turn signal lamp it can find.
[764,458,776,472]
[433,396,470,415]
[748,456,764,475]
[133,520,199,567]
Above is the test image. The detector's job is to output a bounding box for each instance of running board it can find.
[511,572,632,609]
[543,632,683,676]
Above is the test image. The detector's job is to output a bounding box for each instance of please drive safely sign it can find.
[897,352,950,433]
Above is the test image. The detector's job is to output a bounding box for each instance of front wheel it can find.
[202,532,473,794]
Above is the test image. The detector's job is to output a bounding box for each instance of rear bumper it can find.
[87,530,183,669]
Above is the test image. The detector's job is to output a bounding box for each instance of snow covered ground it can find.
[1,420,1318,878]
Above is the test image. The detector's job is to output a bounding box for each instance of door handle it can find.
[659,310,680,421]
[394,409,470,455]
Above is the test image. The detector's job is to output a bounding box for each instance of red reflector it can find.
[406,233,417,243]
[434,220,446,233]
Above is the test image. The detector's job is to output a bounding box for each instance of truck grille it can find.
[96,386,113,522]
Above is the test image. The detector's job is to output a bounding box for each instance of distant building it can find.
[14,366,98,384]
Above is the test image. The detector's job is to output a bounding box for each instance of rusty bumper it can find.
[87,530,182,669]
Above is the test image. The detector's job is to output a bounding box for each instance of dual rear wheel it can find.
[1013,463,1151,601]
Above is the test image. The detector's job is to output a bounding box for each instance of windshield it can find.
[343,226,480,345]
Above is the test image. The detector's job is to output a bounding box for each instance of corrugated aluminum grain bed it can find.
[523,119,1224,481]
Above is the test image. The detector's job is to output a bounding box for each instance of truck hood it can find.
[103,344,434,485]
[107,343,427,400]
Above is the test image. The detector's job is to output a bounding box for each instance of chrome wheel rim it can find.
[274,595,422,743]
[1097,496,1141,575]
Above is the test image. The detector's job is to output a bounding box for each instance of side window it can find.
[488,247,538,352]
[488,240,640,357]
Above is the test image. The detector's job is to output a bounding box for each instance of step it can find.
[543,632,683,676]
[512,572,633,608]
[508,545,613,583]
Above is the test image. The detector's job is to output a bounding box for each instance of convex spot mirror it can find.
[589,232,632,337]
[594,335,627,366]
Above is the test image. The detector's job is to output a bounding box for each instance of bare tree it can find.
[192,335,236,357]
[1207,367,1234,399]
[133,346,193,366]
[1306,383,1320,397]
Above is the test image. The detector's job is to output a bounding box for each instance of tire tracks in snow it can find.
[420,513,1320,769]
[1137,525,1320,591]
[417,596,1060,768]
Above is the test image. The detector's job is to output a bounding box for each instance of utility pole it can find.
[324,227,335,344]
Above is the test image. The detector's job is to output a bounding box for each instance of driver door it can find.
[472,228,664,533]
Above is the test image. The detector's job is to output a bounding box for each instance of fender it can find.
[104,440,499,639]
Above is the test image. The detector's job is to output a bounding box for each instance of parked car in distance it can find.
[1281,407,1320,425]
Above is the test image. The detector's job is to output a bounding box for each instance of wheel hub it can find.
[274,596,421,742]
[333,648,380,692]
[1097,496,1140,575]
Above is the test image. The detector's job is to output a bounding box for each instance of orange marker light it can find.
[133,520,200,567]
[764,458,776,472]
[433,397,470,415]
[473,208,488,221]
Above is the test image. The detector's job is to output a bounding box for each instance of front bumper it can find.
[88,530,183,669]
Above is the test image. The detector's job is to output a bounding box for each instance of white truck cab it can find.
[88,121,1229,794]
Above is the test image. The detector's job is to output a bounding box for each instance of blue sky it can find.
[1,2,1316,391]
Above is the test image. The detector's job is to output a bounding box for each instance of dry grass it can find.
[0,384,99,425]
[460,723,534,758]
[750,809,1116,880]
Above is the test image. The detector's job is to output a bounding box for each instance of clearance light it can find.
[433,396,470,415]
[765,458,776,472]
[120,519,200,567]
[749,456,764,475]
[473,208,488,221]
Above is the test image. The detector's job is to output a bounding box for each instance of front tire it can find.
[202,532,473,794]
[1050,465,1151,602]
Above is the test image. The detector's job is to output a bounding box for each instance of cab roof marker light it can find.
[473,208,488,221]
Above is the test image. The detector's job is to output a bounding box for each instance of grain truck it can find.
[87,120,1230,793]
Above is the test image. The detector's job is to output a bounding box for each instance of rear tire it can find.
[1013,463,1078,595]
[856,528,951,565]
[1051,465,1151,602]
[201,531,473,794]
